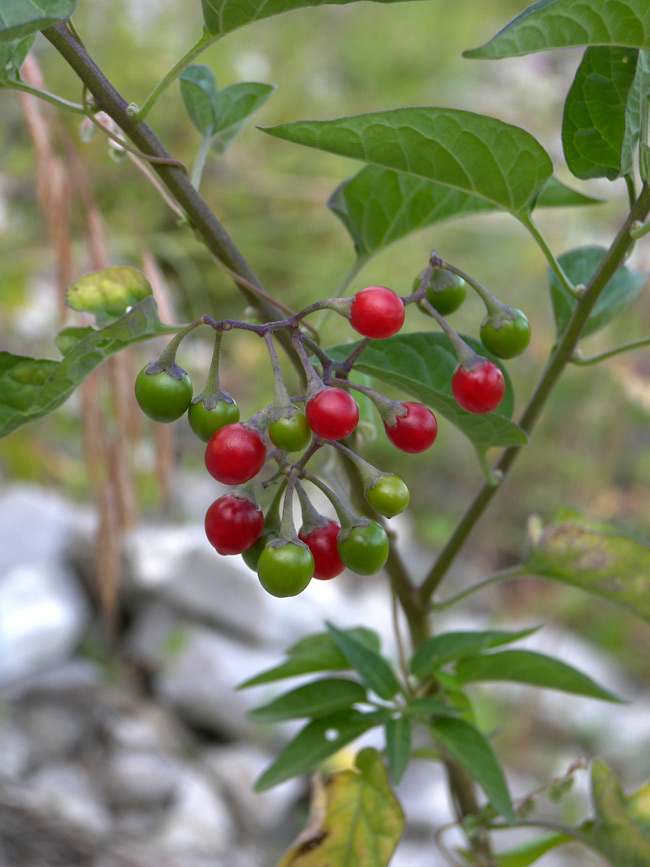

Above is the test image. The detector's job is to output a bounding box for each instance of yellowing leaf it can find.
[66,266,153,324]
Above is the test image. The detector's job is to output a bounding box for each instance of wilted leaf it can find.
[66,266,153,325]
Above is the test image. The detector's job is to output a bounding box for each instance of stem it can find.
[137,31,215,121]
[265,332,292,411]
[417,182,650,606]
[432,566,525,611]
[629,219,650,240]
[441,261,501,314]
[314,258,364,330]
[190,134,213,190]
[5,79,86,114]
[518,212,576,295]
[444,759,494,863]
[571,337,650,365]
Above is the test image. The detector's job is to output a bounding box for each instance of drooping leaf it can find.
[494,833,572,867]
[54,326,95,355]
[201,0,419,38]
[588,760,650,866]
[247,677,368,723]
[548,246,647,340]
[0,296,173,438]
[254,709,389,791]
[237,628,381,688]
[454,649,623,703]
[326,334,527,449]
[276,748,404,867]
[465,0,650,60]
[326,622,400,701]
[525,508,650,624]
[431,716,515,824]
[562,46,642,180]
[410,627,540,679]
[0,0,76,42]
[384,717,411,784]
[66,266,153,326]
[264,108,553,215]
[179,64,219,136]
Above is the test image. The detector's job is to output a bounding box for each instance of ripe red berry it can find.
[205,422,266,485]
[452,360,505,414]
[384,402,437,453]
[305,387,359,441]
[350,286,405,339]
[299,520,345,580]
[205,494,264,555]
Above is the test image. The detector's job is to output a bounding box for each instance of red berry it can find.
[205,422,266,485]
[384,402,437,453]
[305,387,359,441]
[452,360,505,414]
[350,286,405,339]
[205,494,264,555]
[299,520,345,580]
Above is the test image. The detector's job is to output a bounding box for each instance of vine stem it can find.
[518,212,576,295]
[4,78,86,114]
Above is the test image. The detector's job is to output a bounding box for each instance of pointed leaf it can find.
[0,33,35,81]
[66,266,153,326]
[455,649,623,703]
[326,334,527,449]
[410,627,540,678]
[431,716,515,824]
[404,698,461,717]
[277,748,404,867]
[465,0,650,60]
[0,0,76,42]
[202,0,419,38]
[534,175,603,208]
[525,509,650,624]
[588,760,650,865]
[247,677,368,722]
[238,628,381,688]
[384,717,411,784]
[549,246,647,340]
[495,833,572,867]
[264,107,553,215]
[179,64,218,136]
[254,709,388,791]
[213,81,275,135]
[326,622,400,700]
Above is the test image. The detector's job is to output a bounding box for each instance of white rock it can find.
[106,750,180,808]
[25,763,112,835]
[0,722,31,779]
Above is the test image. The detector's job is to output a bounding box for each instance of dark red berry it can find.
[305,387,359,441]
[299,520,345,580]
[384,402,437,453]
[452,360,505,414]
[205,422,266,485]
[350,286,405,339]
[205,494,264,555]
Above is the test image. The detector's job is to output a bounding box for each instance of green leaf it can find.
[179,64,219,136]
[276,748,404,867]
[0,33,35,81]
[264,108,553,215]
[326,622,400,701]
[212,81,274,137]
[404,698,460,717]
[588,760,650,865]
[254,709,388,791]
[0,296,171,438]
[326,334,527,449]
[384,717,411,785]
[328,168,599,263]
[465,0,650,60]
[431,716,515,824]
[562,47,641,180]
[201,0,418,38]
[548,246,647,340]
[247,677,368,723]
[66,266,153,326]
[525,508,650,625]
[54,326,95,356]
[237,628,381,688]
[494,833,572,867]
[455,649,624,703]
[410,628,540,679]
[0,0,76,42]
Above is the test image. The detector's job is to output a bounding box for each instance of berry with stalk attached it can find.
[188,395,240,442]
[384,402,437,453]
[205,422,266,485]
[205,493,263,555]
[299,520,345,580]
[337,521,389,576]
[350,286,405,339]
[416,269,466,316]
[305,387,359,441]
[268,411,311,452]
[480,307,531,359]
[257,541,314,597]
[452,359,505,414]
[135,363,193,423]
[366,475,410,518]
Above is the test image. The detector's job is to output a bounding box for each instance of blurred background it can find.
[1,0,650,864]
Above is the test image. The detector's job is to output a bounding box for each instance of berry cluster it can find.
[135,254,529,598]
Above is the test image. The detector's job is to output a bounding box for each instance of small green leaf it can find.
[264,107,552,215]
[549,246,647,340]
[384,717,411,785]
[588,760,650,865]
[247,677,368,723]
[431,716,515,824]
[327,334,526,449]
[254,709,388,791]
[54,326,95,356]
[326,621,401,701]
[494,833,572,867]
[276,748,404,867]
[465,0,650,60]
[212,81,274,137]
[410,627,540,678]
[0,0,76,42]
[534,175,603,208]
[238,628,381,688]
[525,508,650,625]
[179,64,218,136]
[455,649,623,703]
[0,33,35,81]
[404,698,460,717]
[66,266,153,325]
